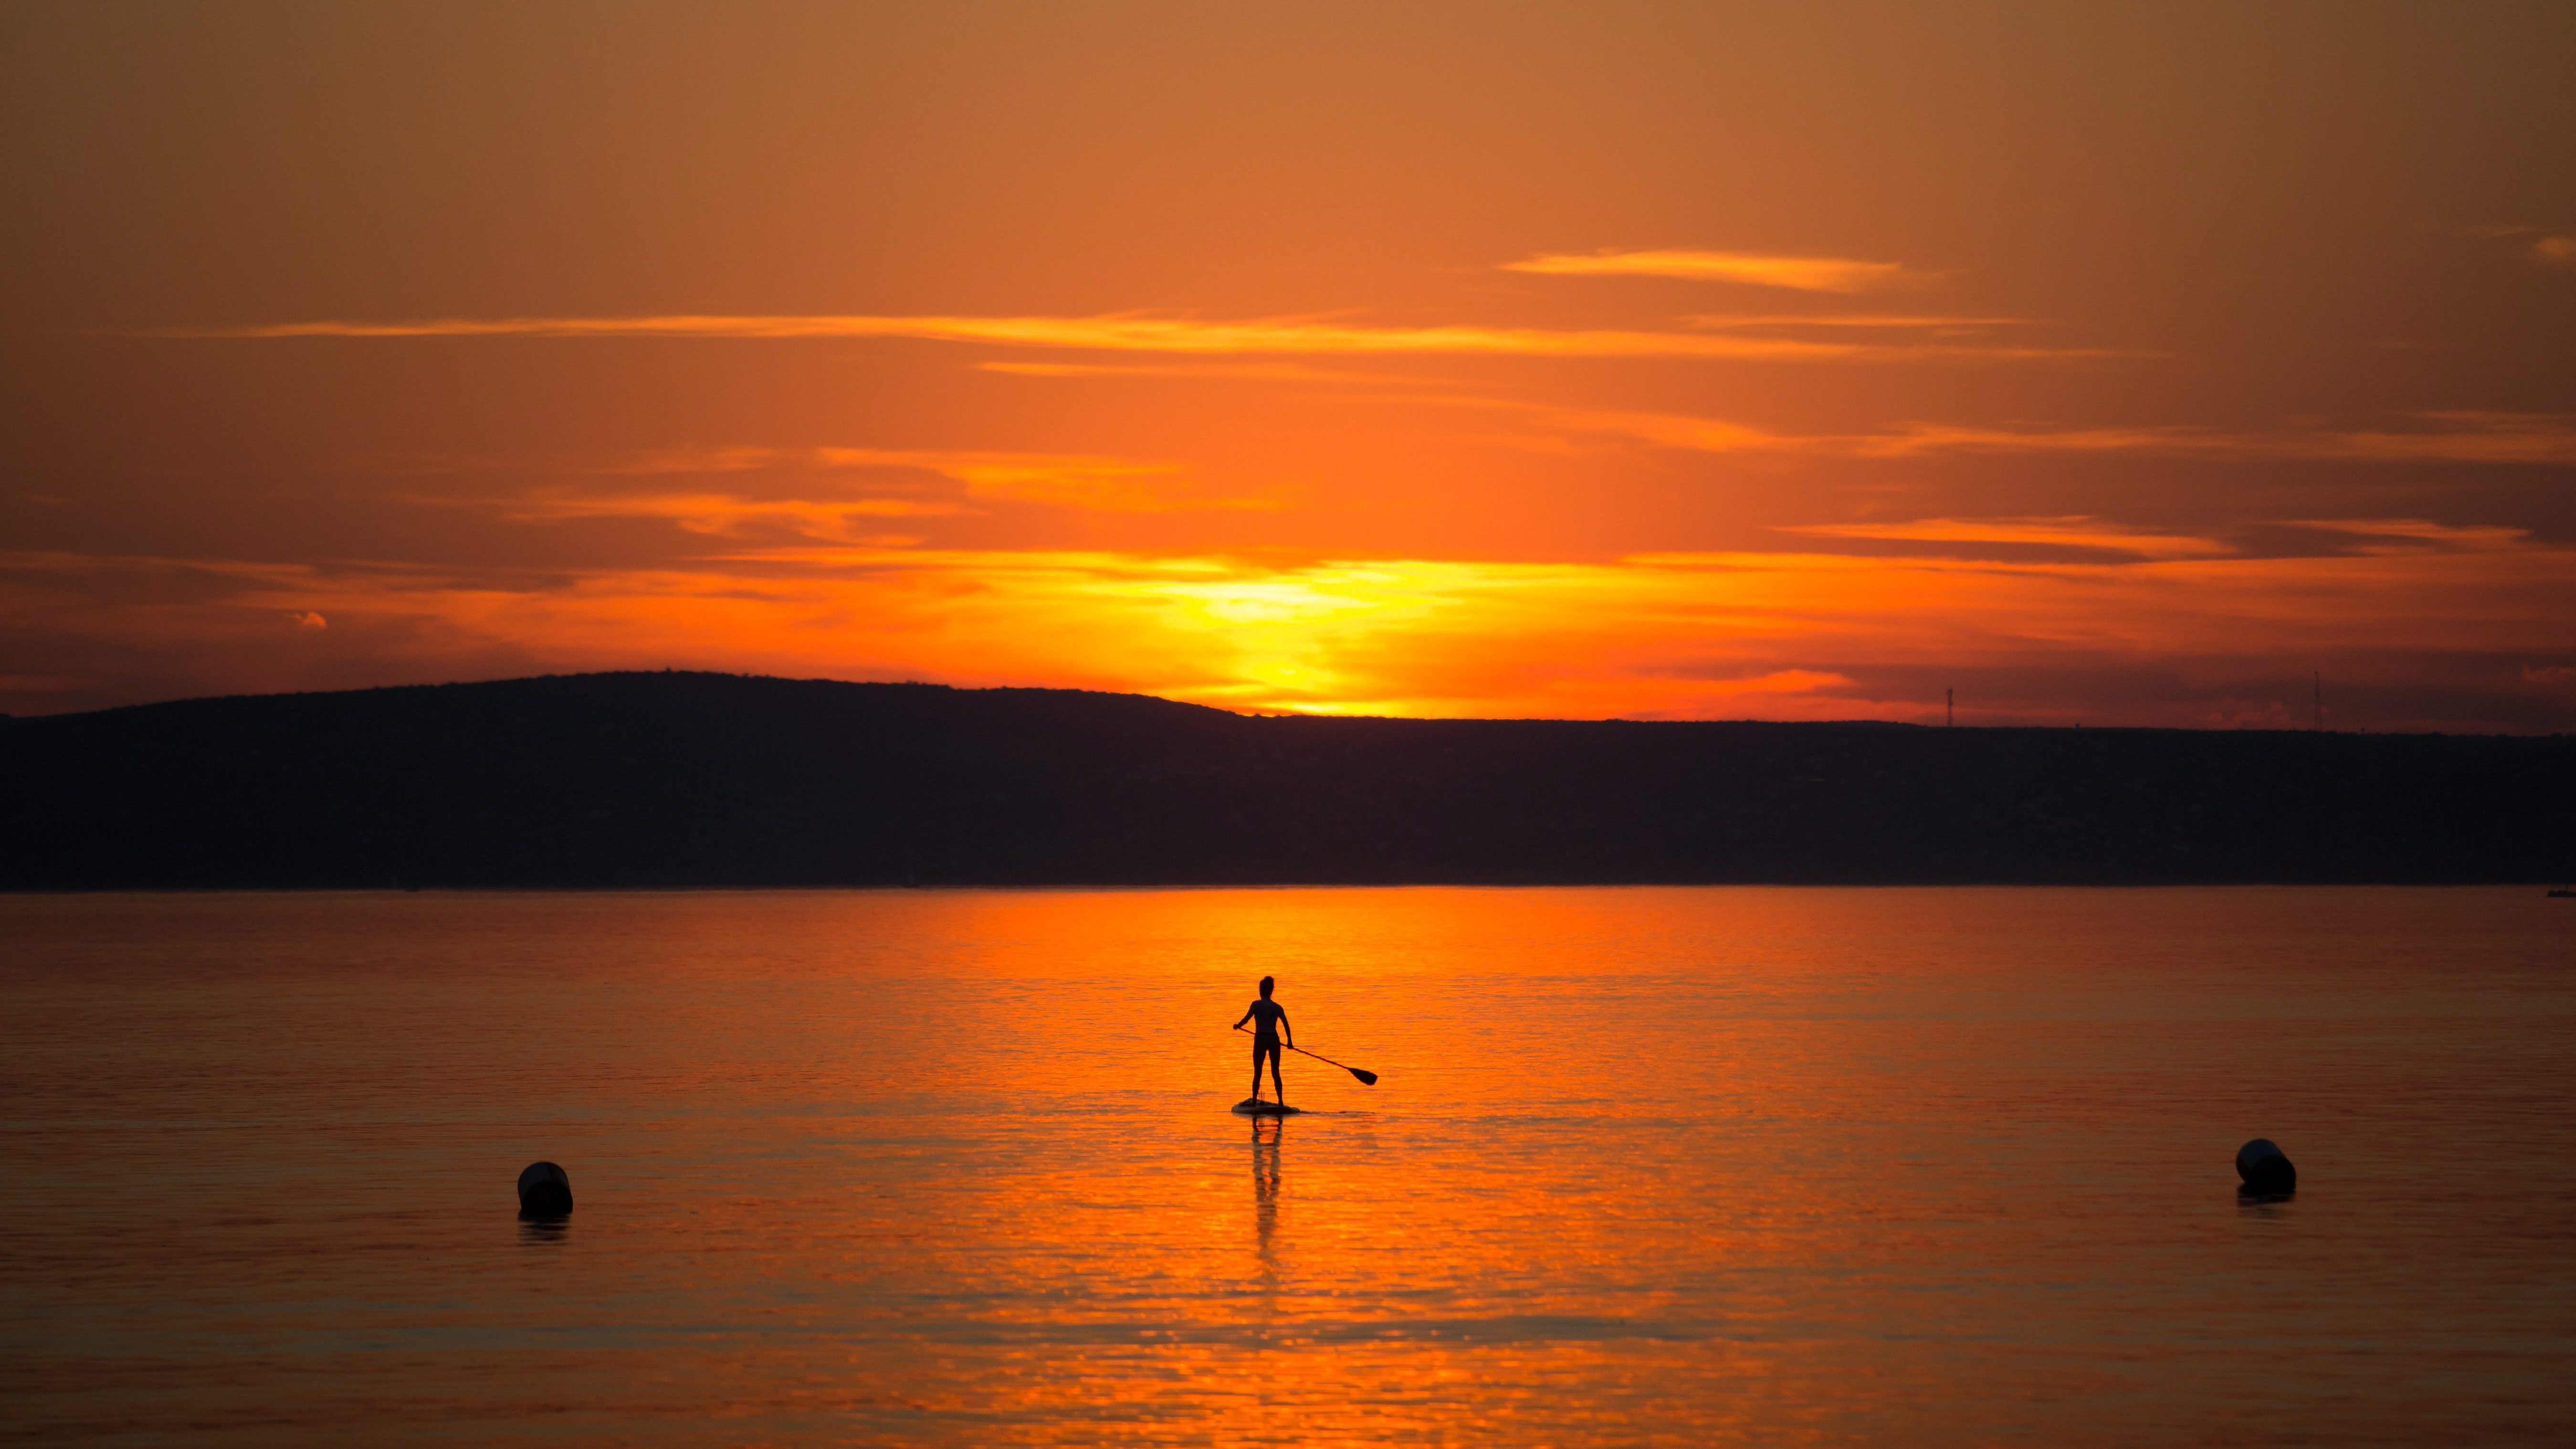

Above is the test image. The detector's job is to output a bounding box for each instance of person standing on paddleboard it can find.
[1234,976,1292,1104]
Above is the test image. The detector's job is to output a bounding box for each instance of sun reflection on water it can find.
[1,887,2571,1444]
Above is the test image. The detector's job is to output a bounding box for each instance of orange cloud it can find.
[1778,517,2232,560]
[501,490,957,539]
[1503,249,1913,293]
[494,445,1264,519]
[1842,414,2576,463]
[2297,413,2576,464]
[975,360,1435,385]
[2281,518,2531,552]
[173,313,2099,362]
[1685,314,2036,330]
[1491,404,2576,465]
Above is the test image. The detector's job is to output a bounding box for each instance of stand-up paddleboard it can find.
[1232,1098,1304,1116]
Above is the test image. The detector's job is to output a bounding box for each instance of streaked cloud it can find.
[2460,224,2576,268]
[976,360,1432,384]
[1778,517,2232,560]
[2282,518,2531,552]
[554,445,1265,516]
[502,490,959,540]
[1684,314,2035,330]
[1501,404,2576,465]
[1866,412,2576,464]
[943,458,1272,513]
[170,312,2100,362]
[1780,515,2535,563]
[2257,413,2576,465]
[1503,249,1914,293]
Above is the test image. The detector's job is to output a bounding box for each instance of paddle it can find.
[1235,1023,1378,1086]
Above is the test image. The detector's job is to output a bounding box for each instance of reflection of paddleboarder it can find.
[1233,976,1292,1104]
[1251,1113,1282,1261]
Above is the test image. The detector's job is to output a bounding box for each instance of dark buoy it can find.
[517,1160,573,1218]
[2235,1138,2295,1196]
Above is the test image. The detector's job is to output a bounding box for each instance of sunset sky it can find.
[6,1,2573,729]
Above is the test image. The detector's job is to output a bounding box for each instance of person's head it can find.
[1258,975,1275,998]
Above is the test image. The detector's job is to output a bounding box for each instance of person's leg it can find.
[1269,1045,1285,1102]
[1251,1040,1265,1100]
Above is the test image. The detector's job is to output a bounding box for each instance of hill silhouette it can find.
[3,671,2569,888]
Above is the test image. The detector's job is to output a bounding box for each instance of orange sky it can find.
[5,1,2573,729]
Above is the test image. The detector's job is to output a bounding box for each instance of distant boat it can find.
[2551,888,2574,898]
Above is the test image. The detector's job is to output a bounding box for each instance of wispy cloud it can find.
[502,490,958,540]
[1779,515,2538,563]
[938,457,1271,513]
[170,312,2100,362]
[501,445,1267,520]
[1503,249,1914,293]
[976,360,1431,384]
[1685,314,2034,331]
[1863,412,2576,464]
[1778,517,2232,560]
[2282,518,2531,553]
[2460,224,2576,269]
[1494,404,2576,466]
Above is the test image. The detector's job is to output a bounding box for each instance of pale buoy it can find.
[2235,1138,2295,1195]
[517,1160,573,1217]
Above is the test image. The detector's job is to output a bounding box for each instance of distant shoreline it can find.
[7,672,2570,890]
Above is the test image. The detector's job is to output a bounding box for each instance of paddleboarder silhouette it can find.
[1234,976,1292,1105]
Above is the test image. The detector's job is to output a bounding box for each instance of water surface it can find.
[4,887,2571,1444]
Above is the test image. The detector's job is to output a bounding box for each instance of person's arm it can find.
[1232,1004,1253,1030]
[1279,1007,1292,1050]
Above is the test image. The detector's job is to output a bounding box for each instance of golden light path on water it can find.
[4,887,2572,1445]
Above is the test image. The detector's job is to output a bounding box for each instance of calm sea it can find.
[3,887,2571,1445]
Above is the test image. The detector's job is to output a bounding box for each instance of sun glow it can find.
[12,526,2570,729]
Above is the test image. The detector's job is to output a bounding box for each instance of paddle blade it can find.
[1348,1067,1378,1086]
